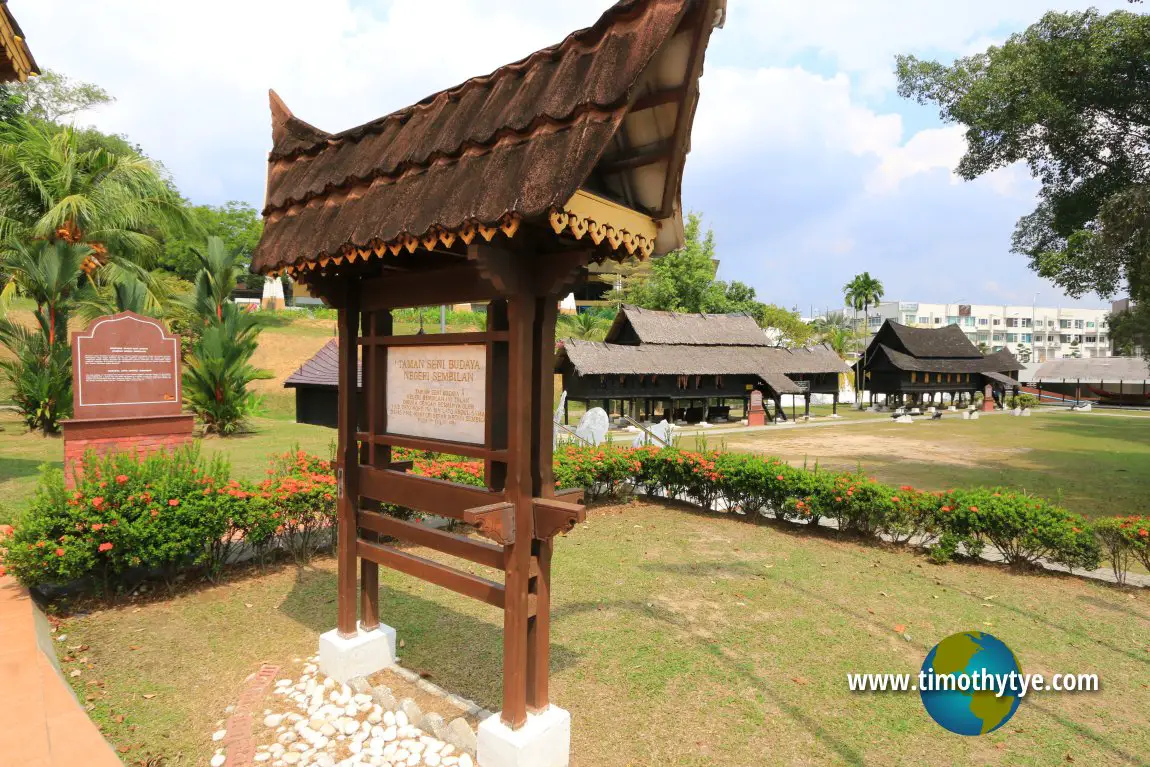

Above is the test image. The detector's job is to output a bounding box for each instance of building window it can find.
[1021,318,1032,328]
[1022,334,1032,343]
[993,319,1001,326]
[1006,333,1018,342]
[979,318,989,326]
[934,318,942,324]
[911,372,917,383]
[1086,336,1096,343]
[993,333,1004,342]
[1075,319,1085,329]
[869,315,882,326]
[963,317,975,327]
[1060,320,1071,329]
[918,316,929,324]
[1087,321,1096,329]
[947,316,959,325]
[1061,335,1072,344]
[903,314,916,324]
[715,376,723,389]
[923,373,931,383]
[1100,335,1108,344]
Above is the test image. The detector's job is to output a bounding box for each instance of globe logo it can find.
[920,631,1024,735]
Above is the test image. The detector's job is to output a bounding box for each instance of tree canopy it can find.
[159,201,264,283]
[896,9,1150,350]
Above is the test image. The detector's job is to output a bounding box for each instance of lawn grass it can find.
[699,410,1150,520]
[52,500,1149,766]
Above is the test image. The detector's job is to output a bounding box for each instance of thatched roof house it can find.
[556,306,849,421]
[1,2,37,83]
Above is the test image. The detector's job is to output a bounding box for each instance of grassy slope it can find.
[54,501,1149,766]
[700,411,1150,520]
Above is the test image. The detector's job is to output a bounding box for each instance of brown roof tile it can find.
[253,0,721,274]
[607,305,770,346]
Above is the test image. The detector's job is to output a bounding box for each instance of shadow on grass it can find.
[277,566,582,712]
[640,553,1147,767]
[553,596,867,766]
[0,455,52,484]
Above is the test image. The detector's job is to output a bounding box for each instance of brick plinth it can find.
[61,415,195,486]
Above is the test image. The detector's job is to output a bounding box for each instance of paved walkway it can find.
[0,576,121,767]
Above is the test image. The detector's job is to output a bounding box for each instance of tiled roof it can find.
[1035,356,1150,384]
[875,344,1016,374]
[884,322,982,359]
[253,0,724,274]
[283,339,361,389]
[557,340,849,395]
[607,305,770,346]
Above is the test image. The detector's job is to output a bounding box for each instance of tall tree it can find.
[622,212,780,330]
[0,70,113,123]
[0,119,191,264]
[159,202,263,283]
[896,9,1150,352]
[843,272,885,342]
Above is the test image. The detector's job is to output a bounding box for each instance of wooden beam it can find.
[357,510,505,571]
[359,466,505,520]
[631,86,688,112]
[597,140,674,175]
[357,539,506,610]
[660,0,720,218]
[360,332,508,347]
[357,432,509,462]
[359,265,496,311]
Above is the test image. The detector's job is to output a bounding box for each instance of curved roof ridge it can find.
[269,0,655,163]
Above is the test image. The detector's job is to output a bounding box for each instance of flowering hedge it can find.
[2,443,1141,595]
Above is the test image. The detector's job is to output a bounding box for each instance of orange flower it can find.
[891,496,900,503]
[98,542,113,552]
[91,497,104,508]
[776,475,785,481]
[969,506,979,513]
[55,548,65,557]
[168,499,180,507]
[0,524,13,537]
[91,523,104,532]
[115,474,129,484]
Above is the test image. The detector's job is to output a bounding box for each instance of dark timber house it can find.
[859,320,1021,406]
[556,305,850,422]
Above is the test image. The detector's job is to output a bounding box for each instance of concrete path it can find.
[0,576,122,766]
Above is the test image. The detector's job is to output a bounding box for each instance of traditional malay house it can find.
[250,0,726,759]
[556,305,850,422]
[858,320,1021,408]
[0,1,37,83]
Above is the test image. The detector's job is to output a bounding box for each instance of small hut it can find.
[0,1,38,83]
[556,305,850,422]
[858,320,1021,407]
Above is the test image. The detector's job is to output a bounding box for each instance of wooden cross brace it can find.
[463,495,586,545]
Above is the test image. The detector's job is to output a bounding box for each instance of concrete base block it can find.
[477,706,571,767]
[318,624,396,684]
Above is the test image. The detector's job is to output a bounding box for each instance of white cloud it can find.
[727,0,1133,92]
[866,126,965,194]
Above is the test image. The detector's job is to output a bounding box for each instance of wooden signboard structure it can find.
[251,0,724,751]
[61,311,194,484]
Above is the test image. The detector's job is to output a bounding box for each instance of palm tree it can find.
[0,240,92,432]
[181,235,270,434]
[0,119,191,266]
[843,272,885,400]
[558,311,612,342]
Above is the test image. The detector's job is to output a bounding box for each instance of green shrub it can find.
[260,449,338,563]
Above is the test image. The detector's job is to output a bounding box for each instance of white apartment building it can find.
[849,301,1113,362]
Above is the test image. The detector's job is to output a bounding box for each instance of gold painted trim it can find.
[549,190,657,259]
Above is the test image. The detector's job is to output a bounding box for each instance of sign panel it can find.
[749,389,764,411]
[959,305,972,317]
[386,344,486,444]
[72,312,182,420]
[899,302,919,313]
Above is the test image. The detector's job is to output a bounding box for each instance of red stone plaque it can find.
[71,311,182,420]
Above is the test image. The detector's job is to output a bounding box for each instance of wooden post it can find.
[803,393,811,416]
[336,281,361,639]
[527,296,558,714]
[832,391,839,416]
[360,308,393,632]
[502,295,536,729]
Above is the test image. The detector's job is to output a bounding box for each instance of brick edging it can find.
[222,663,280,767]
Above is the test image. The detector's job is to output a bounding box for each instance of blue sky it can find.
[16,0,1135,312]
